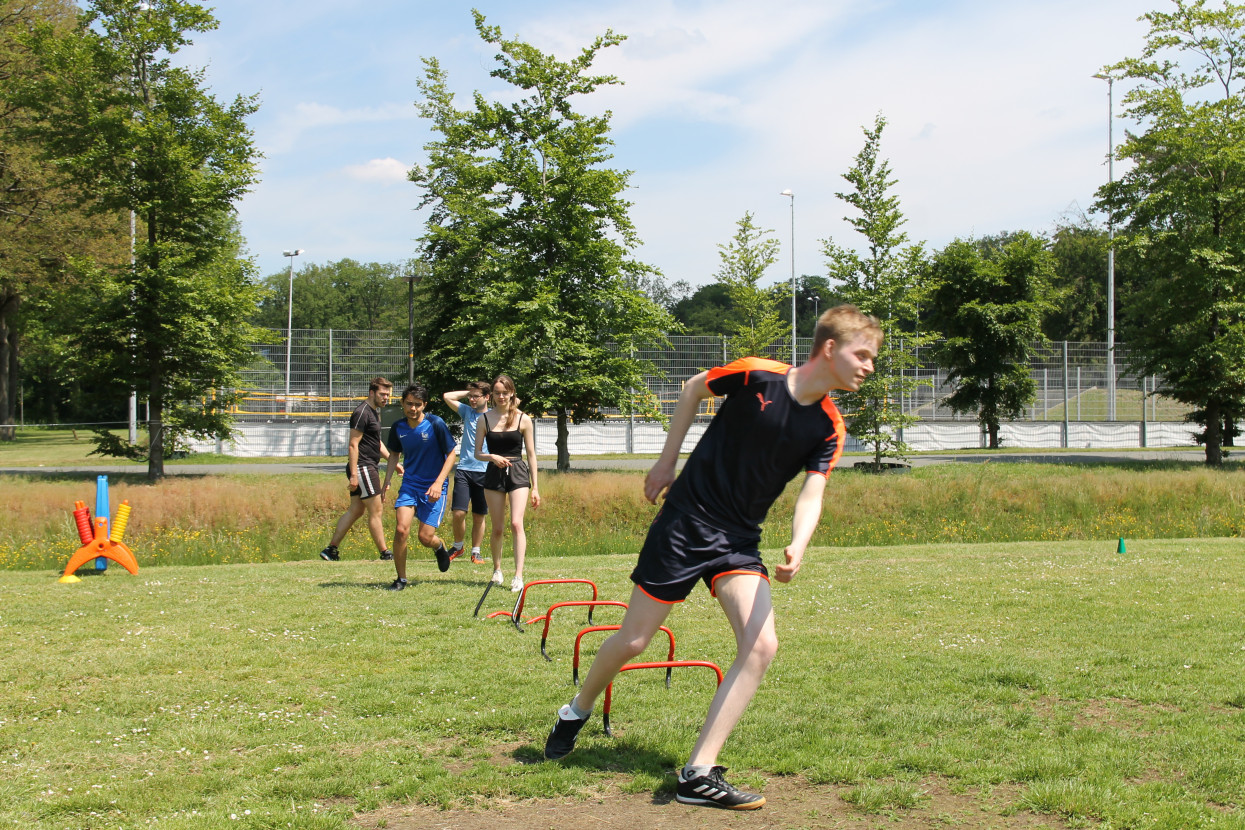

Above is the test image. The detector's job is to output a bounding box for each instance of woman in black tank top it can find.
[473,373,541,592]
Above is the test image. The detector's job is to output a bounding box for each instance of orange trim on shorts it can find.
[708,569,770,598]
[635,583,684,605]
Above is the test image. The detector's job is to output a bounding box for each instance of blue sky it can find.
[179,0,1156,286]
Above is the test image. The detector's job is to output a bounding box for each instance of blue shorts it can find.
[395,481,448,528]
[629,505,768,603]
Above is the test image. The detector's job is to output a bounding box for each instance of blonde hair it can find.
[811,304,883,356]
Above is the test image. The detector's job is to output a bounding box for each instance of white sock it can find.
[471,546,480,555]
[560,700,592,721]
[451,542,463,551]
[681,764,714,781]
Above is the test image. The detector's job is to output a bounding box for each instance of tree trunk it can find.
[0,291,16,441]
[147,371,165,481]
[988,420,1000,449]
[1204,402,1223,466]
[556,407,569,472]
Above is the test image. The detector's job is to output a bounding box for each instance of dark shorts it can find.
[483,459,531,492]
[346,463,382,500]
[630,505,769,603]
[452,468,489,514]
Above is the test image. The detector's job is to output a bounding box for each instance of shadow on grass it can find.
[513,737,681,782]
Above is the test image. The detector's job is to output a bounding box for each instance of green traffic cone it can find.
[1117,537,1126,554]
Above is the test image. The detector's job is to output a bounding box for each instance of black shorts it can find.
[452,468,489,514]
[483,459,531,492]
[345,462,382,500]
[630,505,769,603]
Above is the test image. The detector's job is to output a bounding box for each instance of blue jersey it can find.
[385,414,456,488]
[456,402,488,473]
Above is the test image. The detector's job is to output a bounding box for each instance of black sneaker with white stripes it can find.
[675,766,765,810]
[544,704,588,760]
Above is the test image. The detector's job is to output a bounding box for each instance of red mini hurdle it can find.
[530,601,630,661]
[602,660,724,737]
[573,625,676,686]
[484,578,598,631]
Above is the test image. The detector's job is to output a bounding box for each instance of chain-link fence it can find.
[234,329,1190,425]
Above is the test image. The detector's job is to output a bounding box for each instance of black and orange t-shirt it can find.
[664,357,845,540]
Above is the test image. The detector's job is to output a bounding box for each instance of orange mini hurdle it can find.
[602,660,724,737]
[529,601,630,660]
[573,625,676,686]
[484,578,598,631]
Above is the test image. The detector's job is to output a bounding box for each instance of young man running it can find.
[320,377,396,562]
[381,383,458,591]
[543,305,881,811]
[442,382,492,565]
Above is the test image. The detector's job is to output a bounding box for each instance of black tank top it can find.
[485,412,524,458]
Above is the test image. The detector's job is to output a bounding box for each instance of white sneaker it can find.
[511,575,524,592]
[491,570,504,585]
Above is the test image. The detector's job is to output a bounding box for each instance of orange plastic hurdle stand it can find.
[59,504,138,584]
[602,660,724,737]
[529,601,630,661]
[573,625,676,686]
[486,578,598,632]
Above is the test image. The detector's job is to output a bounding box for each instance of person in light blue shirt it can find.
[381,383,457,591]
[442,381,491,564]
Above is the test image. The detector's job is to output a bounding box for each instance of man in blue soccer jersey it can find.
[381,383,458,591]
[544,305,882,811]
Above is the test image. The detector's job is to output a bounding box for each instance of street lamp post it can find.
[780,189,795,364]
[1093,73,1116,421]
[399,268,422,386]
[283,249,303,415]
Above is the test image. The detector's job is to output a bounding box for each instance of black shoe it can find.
[385,578,407,591]
[379,549,393,561]
[676,766,766,810]
[434,544,451,573]
[544,705,588,760]
[319,545,340,562]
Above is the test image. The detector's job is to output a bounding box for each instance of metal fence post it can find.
[1139,374,1147,448]
[1061,341,1069,448]
[327,329,334,456]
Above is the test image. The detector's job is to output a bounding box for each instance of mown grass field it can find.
[3,539,1245,829]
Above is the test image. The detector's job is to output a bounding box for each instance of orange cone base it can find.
[62,540,139,578]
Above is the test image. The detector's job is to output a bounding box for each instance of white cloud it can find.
[342,158,410,184]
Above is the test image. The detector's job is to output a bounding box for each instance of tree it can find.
[10,0,262,479]
[409,13,673,471]
[1097,0,1245,465]
[925,233,1056,448]
[821,114,930,468]
[714,211,787,359]
[671,282,742,336]
[0,0,128,439]
[252,258,408,331]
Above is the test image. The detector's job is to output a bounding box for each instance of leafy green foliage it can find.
[409,13,673,470]
[925,233,1056,448]
[8,0,261,478]
[252,258,408,332]
[1098,0,1245,465]
[713,211,787,359]
[821,114,931,467]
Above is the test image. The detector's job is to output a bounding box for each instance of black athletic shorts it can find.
[630,505,769,603]
[483,459,531,492]
[345,463,382,500]
[452,468,489,514]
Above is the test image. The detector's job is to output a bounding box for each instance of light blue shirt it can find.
[457,402,488,473]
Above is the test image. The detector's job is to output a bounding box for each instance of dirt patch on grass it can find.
[351,776,1068,830]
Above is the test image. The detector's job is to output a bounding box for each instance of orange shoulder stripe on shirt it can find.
[706,357,791,386]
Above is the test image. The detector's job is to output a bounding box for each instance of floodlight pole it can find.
[1094,73,1116,421]
[283,249,303,414]
[780,189,795,364]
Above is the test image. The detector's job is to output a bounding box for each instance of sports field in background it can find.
[4,540,1245,829]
